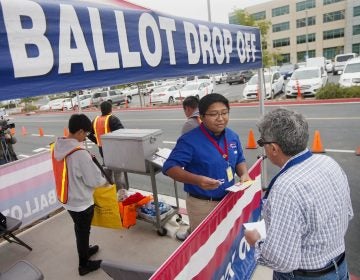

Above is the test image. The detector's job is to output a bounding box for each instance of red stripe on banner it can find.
[152,191,260,279]
[0,171,54,201]
[194,192,261,279]
[151,158,263,279]
[0,152,50,176]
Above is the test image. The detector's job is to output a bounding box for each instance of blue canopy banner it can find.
[0,0,262,101]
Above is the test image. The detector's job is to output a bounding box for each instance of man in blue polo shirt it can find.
[163,93,251,241]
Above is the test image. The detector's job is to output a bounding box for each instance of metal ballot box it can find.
[101,129,163,172]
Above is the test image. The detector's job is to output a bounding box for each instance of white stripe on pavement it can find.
[163,141,176,144]
[325,149,355,153]
[33,148,49,153]
[17,154,30,158]
[31,134,55,137]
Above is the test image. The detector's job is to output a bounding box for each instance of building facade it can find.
[230,0,360,64]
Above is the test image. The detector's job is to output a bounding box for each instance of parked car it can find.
[243,71,284,100]
[339,57,360,87]
[333,53,358,75]
[0,108,9,119]
[150,85,181,105]
[175,81,213,102]
[279,63,296,80]
[325,59,334,73]
[72,94,92,109]
[226,70,253,85]
[186,75,212,84]
[214,73,228,84]
[92,90,131,107]
[139,82,156,95]
[49,98,73,110]
[122,85,139,96]
[286,66,328,98]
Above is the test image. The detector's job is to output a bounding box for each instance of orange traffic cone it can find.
[246,129,257,149]
[64,127,69,137]
[39,127,44,137]
[21,126,27,136]
[296,80,303,100]
[125,98,128,109]
[356,146,360,156]
[10,128,15,135]
[311,130,325,153]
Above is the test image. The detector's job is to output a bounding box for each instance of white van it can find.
[286,66,327,98]
[333,53,358,75]
[339,57,360,87]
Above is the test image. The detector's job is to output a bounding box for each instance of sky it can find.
[127,0,271,23]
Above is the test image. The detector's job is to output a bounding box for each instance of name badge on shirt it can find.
[226,166,233,182]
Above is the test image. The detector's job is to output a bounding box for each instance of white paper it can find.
[226,180,254,192]
[243,219,266,239]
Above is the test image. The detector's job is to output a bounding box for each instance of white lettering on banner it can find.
[1,0,54,78]
[238,236,251,260]
[88,7,120,70]
[237,31,246,63]
[159,17,177,65]
[250,33,257,62]
[115,11,141,68]
[212,27,225,64]
[139,13,162,67]
[219,236,251,280]
[2,190,58,220]
[1,1,259,78]
[220,252,236,280]
[199,24,214,64]
[58,4,95,74]
[236,31,257,63]
[222,29,233,64]
[184,21,201,64]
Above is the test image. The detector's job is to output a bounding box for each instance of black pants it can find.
[68,205,94,266]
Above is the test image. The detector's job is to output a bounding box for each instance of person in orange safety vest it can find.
[51,114,107,276]
[88,101,124,159]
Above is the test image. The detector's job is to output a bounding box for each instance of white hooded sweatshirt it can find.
[53,137,107,212]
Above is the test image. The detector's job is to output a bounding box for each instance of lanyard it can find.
[199,123,228,161]
[263,150,313,200]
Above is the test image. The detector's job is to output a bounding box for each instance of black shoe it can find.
[78,260,102,276]
[88,245,99,257]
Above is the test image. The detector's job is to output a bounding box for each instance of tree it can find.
[232,9,280,67]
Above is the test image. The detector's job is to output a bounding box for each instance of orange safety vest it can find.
[93,115,111,147]
[50,143,83,204]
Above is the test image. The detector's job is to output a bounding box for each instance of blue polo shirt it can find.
[162,125,246,199]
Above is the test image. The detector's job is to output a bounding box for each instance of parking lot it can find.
[124,72,341,108]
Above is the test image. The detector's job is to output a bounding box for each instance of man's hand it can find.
[244,229,261,246]
[197,176,221,190]
[240,173,252,183]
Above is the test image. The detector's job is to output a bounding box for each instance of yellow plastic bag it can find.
[92,184,122,229]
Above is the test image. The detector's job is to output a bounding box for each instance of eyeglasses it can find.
[257,138,277,147]
[204,111,229,119]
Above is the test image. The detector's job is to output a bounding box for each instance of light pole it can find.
[207,0,212,22]
[305,10,309,60]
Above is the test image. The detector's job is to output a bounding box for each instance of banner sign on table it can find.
[0,152,61,228]
[151,158,263,280]
[0,0,262,101]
